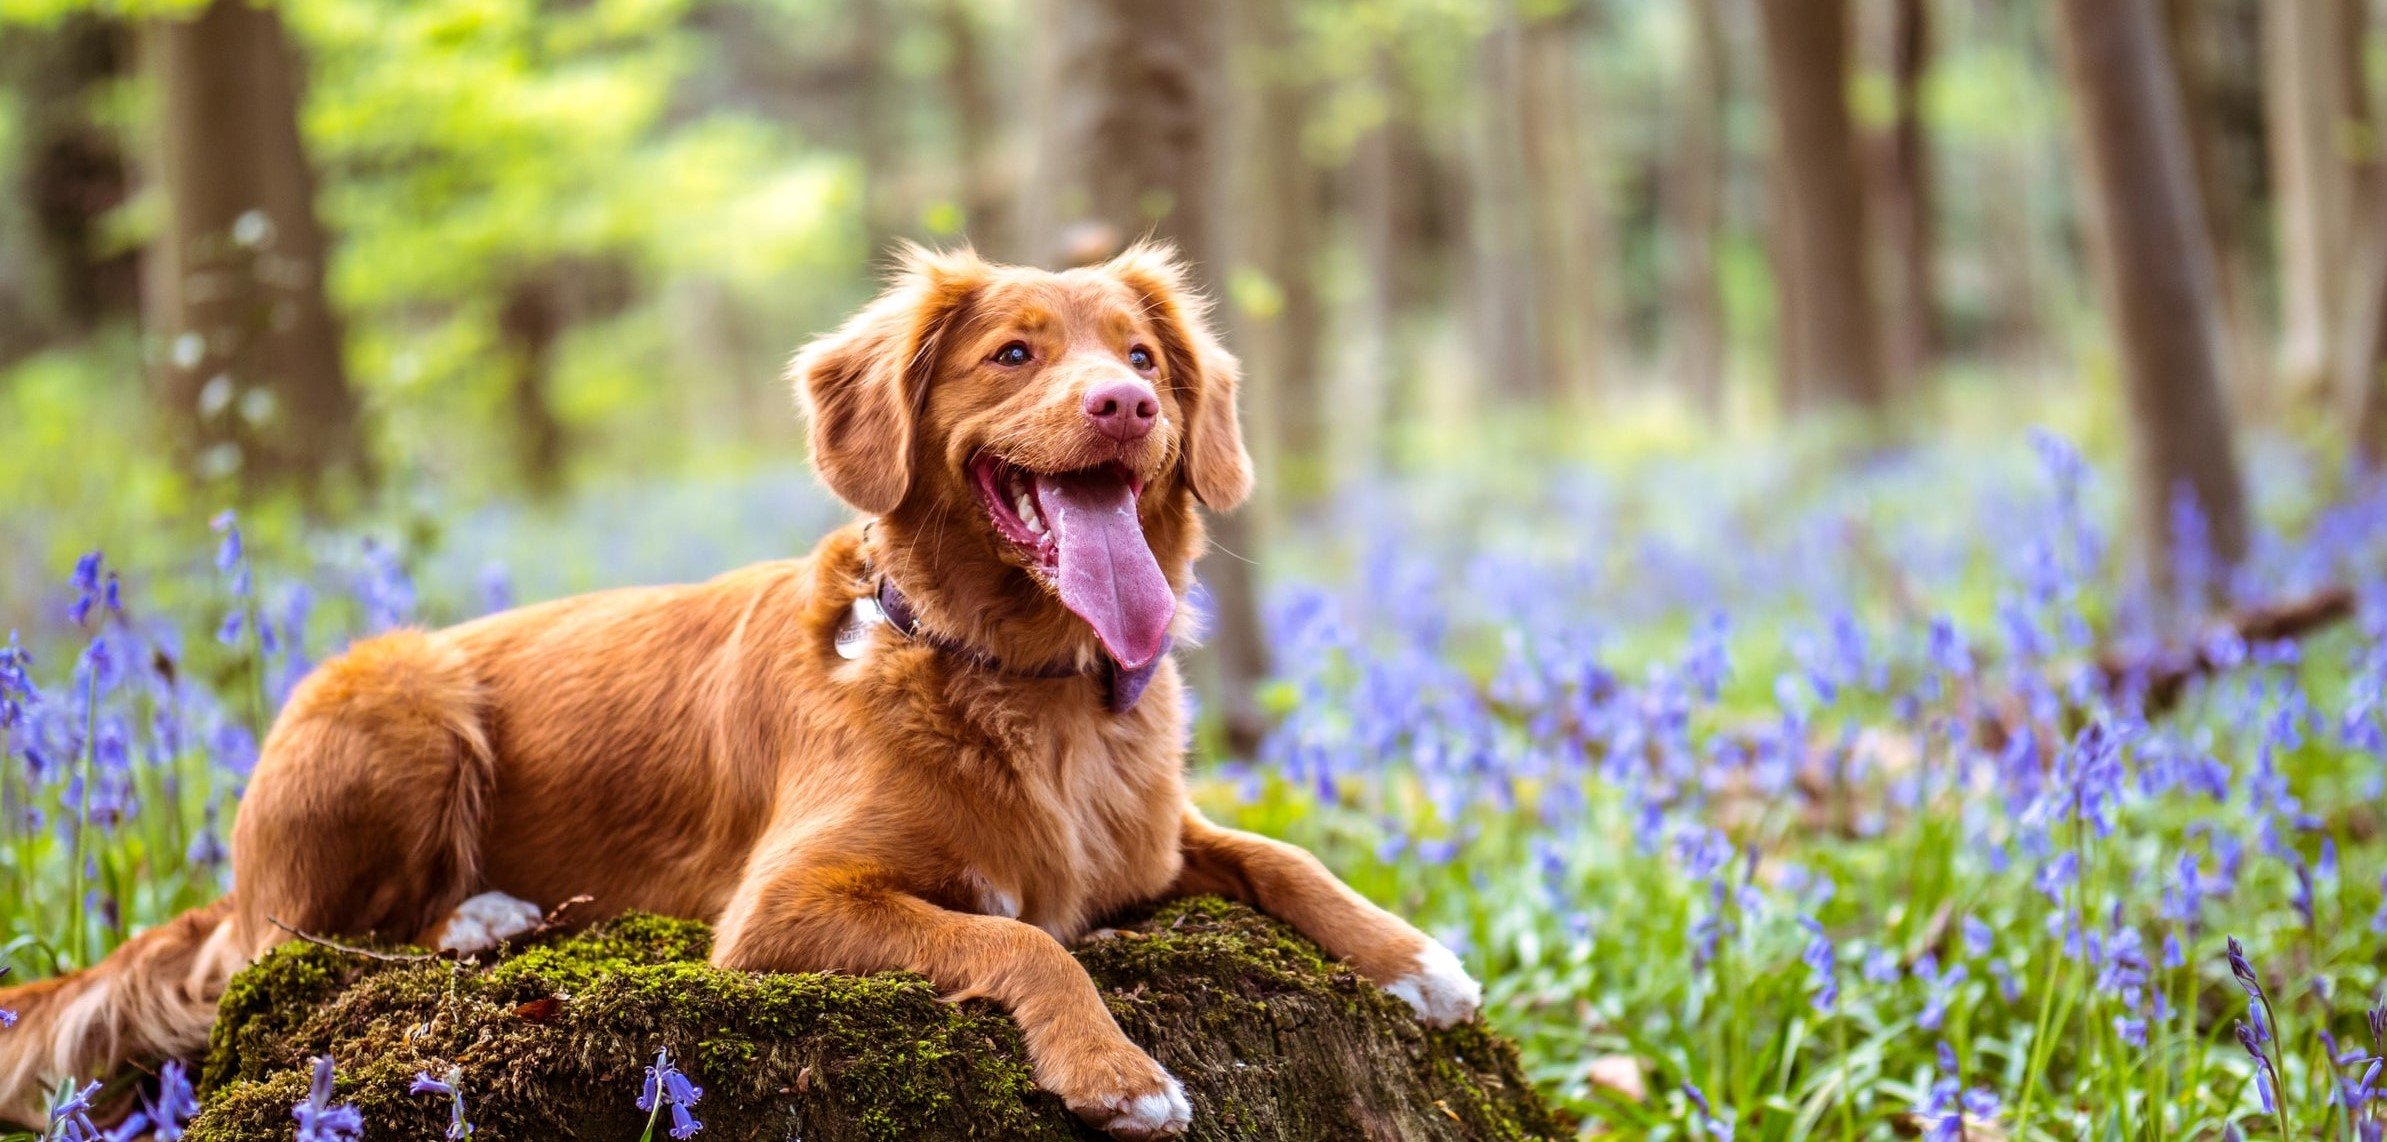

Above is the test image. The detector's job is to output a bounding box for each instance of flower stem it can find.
[68,660,98,969]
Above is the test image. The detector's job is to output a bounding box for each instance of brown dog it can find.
[0,244,1479,1137]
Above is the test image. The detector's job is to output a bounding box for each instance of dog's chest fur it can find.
[910,670,1188,942]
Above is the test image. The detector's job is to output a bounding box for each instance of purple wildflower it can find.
[412,1067,473,1140]
[1798,916,1837,1012]
[1681,1082,1733,1141]
[68,552,102,626]
[637,1048,705,1139]
[293,1056,365,1142]
[148,1059,199,1140]
[48,1079,104,1142]
[1861,946,1900,985]
[2226,936,2265,999]
[1917,955,1967,1031]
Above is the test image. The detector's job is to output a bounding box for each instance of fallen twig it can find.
[2095,585,2355,716]
[265,915,438,963]
[533,894,597,936]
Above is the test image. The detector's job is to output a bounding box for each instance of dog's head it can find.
[791,243,1251,670]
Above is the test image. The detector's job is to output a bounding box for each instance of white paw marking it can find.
[1383,938,1482,1028]
[433,892,544,954]
[1093,1072,1190,1140]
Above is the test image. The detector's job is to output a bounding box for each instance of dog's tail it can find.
[0,897,244,1128]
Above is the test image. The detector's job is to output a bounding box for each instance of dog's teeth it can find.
[1025,516,1046,535]
[1016,494,1036,522]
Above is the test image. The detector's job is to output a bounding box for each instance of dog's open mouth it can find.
[971,455,1173,670]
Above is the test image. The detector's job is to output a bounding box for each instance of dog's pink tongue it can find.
[1035,469,1173,669]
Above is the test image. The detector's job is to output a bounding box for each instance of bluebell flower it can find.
[412,1067,473,1139]
[293,1056,365,1142]
[2033,851,2079,905]
[148,1059,198,1140]
[103,1111,153,1142]
[637,1048,705,1139]
[68,552,103,626]
[210,510,242,571]
[1987,957,2022,1003]
[48,1078,103,1142]
[1916,955,1967,1031]
[1961,916,1992,958]
[0,632,37,733]
[1916,1043,1965,1142]
[1681,1082,1733,1141]
[1797,917,1837,1013]
[2226,936,2265,999]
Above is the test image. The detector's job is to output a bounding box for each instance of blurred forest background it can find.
[0,0,2384,737]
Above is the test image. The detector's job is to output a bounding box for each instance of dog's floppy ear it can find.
[1103,242,1254,511]
[791,245,987,514]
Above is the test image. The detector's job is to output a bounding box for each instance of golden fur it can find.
[0,245,1473,1137]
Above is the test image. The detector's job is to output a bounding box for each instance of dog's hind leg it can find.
[229,630,501,957]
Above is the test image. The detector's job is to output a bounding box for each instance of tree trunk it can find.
[1230,0,1328,490]
[1028,0,1269,753]
[1350,52,1450,467]
[940,0,1011,260]
[183,901,1563,1141]
[141,0,363,489]
[1873,0,1935,392]
[1520,4,1608,406]
[853,0,904,255]
[0,15,137,363]
[1756,0,1887,414]
[2351,205,2387,465]
[498,275,568,499]
[2264,0,2357,395]
[2334,0,2384,451]
[2337,0,2380,261]
[2165,0,2271,414]
[1667,0,1729,419]
[1468,12,1548,404]
[2056,0,2251,578]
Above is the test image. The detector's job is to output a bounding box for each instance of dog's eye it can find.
[992,342,1032,367]
[1127,346,1156,373]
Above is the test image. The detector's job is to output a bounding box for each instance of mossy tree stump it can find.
[186,897,1563,1140]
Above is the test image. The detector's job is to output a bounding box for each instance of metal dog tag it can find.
[835,594,887,660]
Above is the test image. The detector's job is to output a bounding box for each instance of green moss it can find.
[185,899,1561,1142]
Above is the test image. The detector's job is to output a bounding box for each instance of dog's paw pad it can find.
[1088,1073,1190,1140]
[433,892,544,954]
[1383,938,1482,1028]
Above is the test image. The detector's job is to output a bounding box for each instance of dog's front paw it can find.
[1080,1072,1189,1141]
[1381,937,1482,1027]
[1048,1044,1191,1140]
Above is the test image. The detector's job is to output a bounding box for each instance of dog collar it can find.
[859,575,1170,714]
